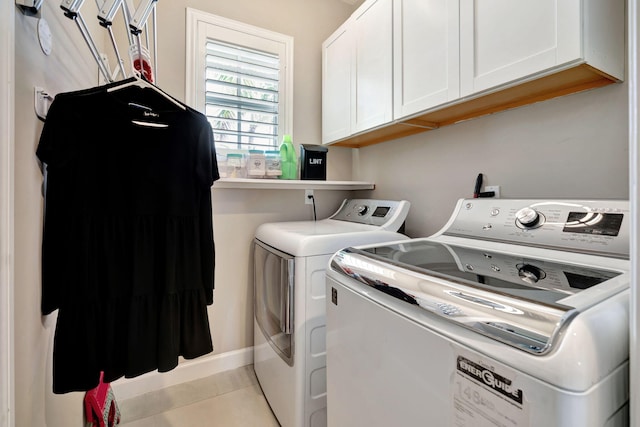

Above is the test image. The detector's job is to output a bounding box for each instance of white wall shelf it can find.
[214,178,375,191]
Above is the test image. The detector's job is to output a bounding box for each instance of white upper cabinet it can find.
[322,0,393,144]
[352,0,393,133]
[460,0,624,97]
[394,0,460,119]
[322,21,353,144]
[322,0,623,147]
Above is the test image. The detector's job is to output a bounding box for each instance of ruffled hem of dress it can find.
[52,288,213,394]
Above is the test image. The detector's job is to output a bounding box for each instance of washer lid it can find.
[329,240,626,355]
[358,239,622,302]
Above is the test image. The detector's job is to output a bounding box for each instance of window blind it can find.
[205,40,280,150]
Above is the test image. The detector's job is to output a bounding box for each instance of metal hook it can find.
[34,86,54,122]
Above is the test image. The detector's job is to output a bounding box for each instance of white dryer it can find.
[326,198,630,426]
[253,199,410,427]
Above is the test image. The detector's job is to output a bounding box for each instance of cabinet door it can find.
[322,22,353,144]
[460,0,581,97]
[352,0,393,133]
[394,0,459,120]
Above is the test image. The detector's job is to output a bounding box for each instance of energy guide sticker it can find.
[451,355,529,427]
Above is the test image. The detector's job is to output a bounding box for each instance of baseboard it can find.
[111,347,254,401]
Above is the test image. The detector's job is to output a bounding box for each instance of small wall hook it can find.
[34,86,54,122]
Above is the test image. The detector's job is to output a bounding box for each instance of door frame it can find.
[0,3,15,427]
[630,0,639,422]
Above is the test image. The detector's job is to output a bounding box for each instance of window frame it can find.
[186,8,294,150]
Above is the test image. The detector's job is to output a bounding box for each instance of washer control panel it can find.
[330,199,411,231]
[443,199,629,258]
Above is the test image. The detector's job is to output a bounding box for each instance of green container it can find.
[279,135,298,179]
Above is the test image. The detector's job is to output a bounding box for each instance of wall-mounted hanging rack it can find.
[59,0,159,84]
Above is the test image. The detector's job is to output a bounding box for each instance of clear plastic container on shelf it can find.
[265,151,282,178]
[247,150,266,178]
[226,153,246,178]
[217,153,228,178]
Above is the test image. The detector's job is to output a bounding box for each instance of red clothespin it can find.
[84,371,121,427]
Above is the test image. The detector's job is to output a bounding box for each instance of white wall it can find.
[14,3,105,426]
[354,81,629,237]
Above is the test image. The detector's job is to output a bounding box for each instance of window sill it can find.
[213,178,375,190]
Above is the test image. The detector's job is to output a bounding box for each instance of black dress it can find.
[36,81,219,393]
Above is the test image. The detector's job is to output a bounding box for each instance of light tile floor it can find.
[118,365,280,426]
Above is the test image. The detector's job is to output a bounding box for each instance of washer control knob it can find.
[515,207,542,228]
[518,264,545,284]
[356,205,369,216]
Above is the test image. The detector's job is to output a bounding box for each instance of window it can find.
[186,9,293,151]
[205,41,279,149]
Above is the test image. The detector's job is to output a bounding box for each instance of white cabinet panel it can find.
[352,0,393,133]
[394,0,459,119]
[460,0,581,96]
[322,23,352,144]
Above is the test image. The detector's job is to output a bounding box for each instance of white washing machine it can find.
[253,199,410,427]
[327,198,630,427]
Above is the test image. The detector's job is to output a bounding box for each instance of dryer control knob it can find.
[515,207,542,228]
[356,205,369,216]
